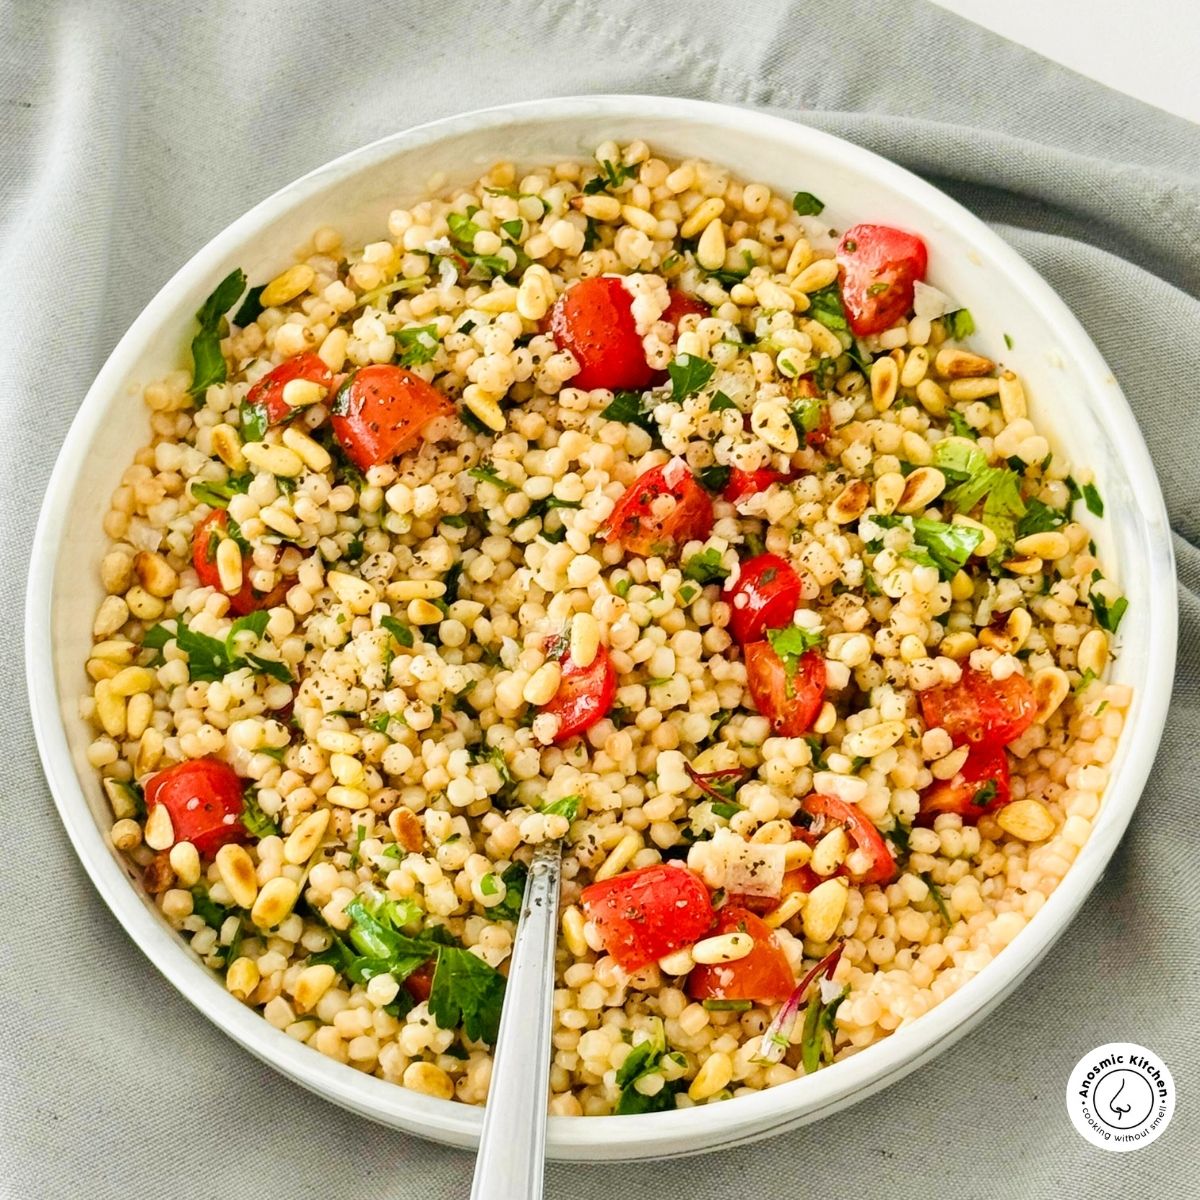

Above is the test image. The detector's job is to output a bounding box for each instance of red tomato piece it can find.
[743,643,826,737]
[723,554,803,645]
[802,793,896,886]
[836,224,928,337]
[919,668,1036,749]
[541,644,617,743]
[919,745,1011,823]
[330,364,454,472]
[661,288,709,328]
[687,906,794,1004]
[549,276,658,392]
[580,864,715,973]
[722,466,792,502]
[191,509,291,616]
[144,759,247,858]
[243,352,333,426]
[404,961,435,1003]
[604,458,714,557]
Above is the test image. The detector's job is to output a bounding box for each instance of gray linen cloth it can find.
[1,1,1197,1196]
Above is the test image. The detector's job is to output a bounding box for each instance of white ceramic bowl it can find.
[26,95,1176,1161]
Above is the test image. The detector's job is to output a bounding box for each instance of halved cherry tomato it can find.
[330,364,454,472]
[144,759,247,858]
[662,288,710,328]
[580,864,715,973]
[723,554,803,645]
[687,905,794,1004]
[549,276,658,392]
[836,224,928,337]
[604,458,714,557]
[404,961,435,1003]
[743,643,826,736]
[243,351,333,426]
[802,792,896,886]
[723,466,792,502]
[541,644,617,742]
[919,668,1036,749]
[919,744,1011,823]
[191,509,291,616]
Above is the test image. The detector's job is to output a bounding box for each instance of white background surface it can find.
[931,0,1200,123]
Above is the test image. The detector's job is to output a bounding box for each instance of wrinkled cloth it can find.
[1,1,1197,1197]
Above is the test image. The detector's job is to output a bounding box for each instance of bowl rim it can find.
[25,93,1177,1158]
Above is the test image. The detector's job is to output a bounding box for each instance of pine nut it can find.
[1013,530,1070,561]
[133,551,179,598]
[829,479,870,524]
[679,197,725,240]
[1031,666,1070,723]
[522,661,562,706]
[952,514,997,557]
[569,613,601,669]
[810,827,849,876]
[110,666,156,696]
[210,423,246,470]
[915,378,950,416]
[389,807,424,853]
[870,356,899,412]
[688,1051,733,1101]
[940,631,978,659]
[934,347,994,378]
[793,258,839,293]
[261,264,316,307]
[1078,629,1110,677]
[900,346,930,388]
[561,905,589,957]
[578,194,621,221]
[143,803,175,851]
[243,440,304,477]
[216,537,243,593]
[94,680,127,739]
[785,238,813,276]
[658,947,696,975]
[874,472,905,515]
[948,377,999,401]
[327,785,370,810]
[91,638,135,663]
[226,956,260,1000]
[803,320,842,359]
[998,371,1027,421]
[896,467,946,514]
[260,506,301,539]
[1002,555,1043,576]
[402,1061,455,1100]
[327,570,379,614]
[841,719,906,759]
[168,841,201,887]
[284,809,330,864]
[750,400,799,453]
[215,843,258,909]
[251,876,301,928]
[620,204,658,235]
[803,878,848,943]
[110,817,142,850]
[464,389,506,433]
[695,218,727,272]
[318,327,349,372]
[763,891,807,929]
[282,425,333,473]
[980,607,1033,655]
[281,378,325,409]
[125,586,163,621]
[692,932,754,965]
[516,272,552,322]
[293,963,337,1012]
[407,598,443,625]
[593,831,641,881]
[996,799,1056,842]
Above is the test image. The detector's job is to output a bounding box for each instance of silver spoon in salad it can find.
[469,840,562,1200]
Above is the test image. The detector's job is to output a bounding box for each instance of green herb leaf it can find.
[708,390,737,413]
[489,861,529,921]
[808,285,850,337]
[582,159,635,194]
[191,886,232,930]
[541,794,581,822]
[791,191,825,217]
[241,790,280,839]
[601,389,658,439]
[380,615,415,648]
[427,946,506,1045]
[682,547,729,585]
[921,872,953,925]
[668,354,715,401]
[932,439,987,484]
[1089,577,1128,633]
[766,624,825,678]
[696,464,731,493]
[1016,497,1067,538]
[232,284,266,327]
[948,410,977,440]
[189,473,253,509]
[946,309,975,340]
[613,1019,683,1114]
[1082,481,1104,517]
[468,464,519,493]
[393,323,440,367]
[189,268,246,396]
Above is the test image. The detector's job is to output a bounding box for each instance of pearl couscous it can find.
[84,139,1129,1115]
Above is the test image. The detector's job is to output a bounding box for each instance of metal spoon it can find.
[469,840,562,1200]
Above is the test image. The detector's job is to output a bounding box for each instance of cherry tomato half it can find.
[919,744,1011,823]
[580,864,715,973]
[331,364,454,472]
[144,759,247,858]
[722,466,792,503]
[802,792,896,886]
[549,276,658,392]
[919,668,1036,749]
[743,643,826,737]
[836,224,928,337]
[404,961,435,1003]
[541,644,617,743]
[191,509,291,616]
[723,554,803,645]
[243,351,333,427]
[687,906,794,1004]
[661,288,710,328]
[604,458,714,557]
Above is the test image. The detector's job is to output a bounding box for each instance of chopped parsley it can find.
[380,615,415,649]
[189,268,246,396]
[143,611,292,683]
[540,795,581,822]
[668,353,715,401]
[708,390,737,413]
[947,409,977,440]
[874,514,984,579]
[791,191,825,217]
[583,159,635,194]
[189,473,253,509]
[972,779,998,808]
[766,624,825,683]
[945,309,975,340]
[240,790,280,839]
[232,283,266,327]
[1088,572,1128,633]
[427,946,506,1045]
[1081,481,1104,517]
[932,439,987,484]
[488,861,529,921]
[393,323,440,366]
[696,464,731,493]
[613,1019,685,1114]
[1016,497,1067,539]
[921,872,953,925]
[601,389,658,438]
[468,464,518,493]
[682,547,729,585]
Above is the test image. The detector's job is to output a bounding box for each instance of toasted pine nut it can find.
[980,608,1032,655]
[225,956,260,1000]
[577,194,621,221]
[215,843,258,909]
[327,570,379,614]
[952,514,997,557]
[284,809,330,864]
[751,400,799,454]
[948,377,999,401]
[327,785,370,810]
[389,807,424,853]
[803,878,848,943]
[915,378,950,417]
[94,680,126,739]
[692,931,754,965]
[896,467,946,514]
[593,831,641,881]
[998,371,1027,421]
[940,631,978,659]
[407,598,443,625]
[620,204,657,235]
[810,827,849,877]
[261,264,316,307]
[243,440,305,478]
[695,218,727,272]
[679,197,725,240]
[133,551,179,598]
[996,799,1056,842]
[688,1051,733,1101]
[293,963,337,1012]
[389,579,446,602]
[934,347,994,378]
[251,876,301,928]
[793,258,839,293]
[841,719,906,760]
[464,389,506,433]
[281,377,325,409]
[110,665,156,696]
[763,891,807,929]
[829,479,870,524]
[1013,530,1070,561]
[260,505,301,539]
[318,327,349,372]
[1078,629,1110,677]
[216,537,243,593]
[282,425,333,473]
[210,423,246,470]
[569,612,601,669]
[143,803,175,851]
[874,472,905,516]
[1003,555,1043,576]
[900,346,930,388]
[522,661,562,706]
[870,357,899,412]
[561,905,589,957]
[1031,667,1070,723]
[168,841,201,887]
[402,1061,455,1100]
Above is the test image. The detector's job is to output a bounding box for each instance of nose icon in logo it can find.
[1106,1077,1132,1120]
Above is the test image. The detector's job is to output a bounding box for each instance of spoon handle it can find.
[469,841,562,1200]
